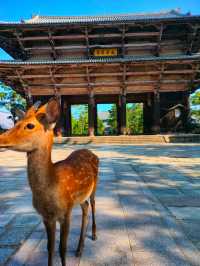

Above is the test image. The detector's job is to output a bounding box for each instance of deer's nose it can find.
[0,131,13,148]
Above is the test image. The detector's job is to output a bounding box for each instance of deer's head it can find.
[0,98,60,152]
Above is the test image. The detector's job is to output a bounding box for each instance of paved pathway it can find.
[1,144,200,265]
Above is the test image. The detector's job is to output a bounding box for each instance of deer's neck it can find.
[27,140,54,192]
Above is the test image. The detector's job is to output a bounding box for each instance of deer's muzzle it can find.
[0,131,14,149]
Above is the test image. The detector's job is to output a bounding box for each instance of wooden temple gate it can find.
[0,10,200,136]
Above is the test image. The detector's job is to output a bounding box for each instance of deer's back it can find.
[55,149,99,207]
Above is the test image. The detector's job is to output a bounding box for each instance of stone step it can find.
[54,135,164,144]
[54,134,200,144]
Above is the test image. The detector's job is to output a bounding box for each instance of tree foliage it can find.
[106,104,118,135]
[126,103,143,134]
[190,90,200,124]
[71,105,106,136]
[191,91,200,106]
[71,105,88,136]
[97,117,105,135]
[0,82,26,109]
[106,103,143,135]
[0,82,26,122]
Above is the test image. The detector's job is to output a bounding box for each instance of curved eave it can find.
[0,55,200,66]
[0,15,200,27]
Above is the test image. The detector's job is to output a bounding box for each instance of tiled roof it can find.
[0,55,200,65]
[25,10,187,24]
[0,10,198,25]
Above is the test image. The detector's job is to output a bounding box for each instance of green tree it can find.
[107,104,117,135]
[71,105,88,136]
[191,91,200,106]
[0,82,26,109]
[190,90,200,123]
[106,103,143,135]
[97,117,105,135]
[0,82,26,122]
[126,103,143,134]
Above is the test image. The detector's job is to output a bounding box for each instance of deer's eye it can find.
[26,123,35,130]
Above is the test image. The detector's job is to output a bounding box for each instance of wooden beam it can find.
[16,69,32,106]
[187,25,200,55]
[23,79,195,89]
[7,69,200,80]
[85,27,90,58]
[86,66,91,88]
[20,31,160,41]
[11,30,28,60]
[155,24,164,56]
[14,30,26,54]
[28,85,189,96]
[121,24,126,57]
[48,28,57,60]
[49,67,56,88]
[17,30,195,43]
[24,42,160,51]
[23,40,186,51]
[121,64,127,95]
[15,69,27,88]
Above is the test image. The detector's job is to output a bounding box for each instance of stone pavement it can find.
[1,144,200,265]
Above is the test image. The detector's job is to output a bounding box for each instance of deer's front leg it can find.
[59,208,72,266]
[43,220,56,266]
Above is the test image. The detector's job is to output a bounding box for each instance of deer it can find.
[0,97,99,266]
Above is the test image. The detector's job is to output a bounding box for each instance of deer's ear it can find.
[36,98,60,129]
[45,97,60,124]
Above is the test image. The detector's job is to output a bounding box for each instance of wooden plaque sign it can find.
[93,48,118,57]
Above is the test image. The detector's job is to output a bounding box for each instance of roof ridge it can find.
[21,9,194,24]
[29,9,186,21]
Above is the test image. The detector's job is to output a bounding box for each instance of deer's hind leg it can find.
[90,190,97,241]
[90,175,98,241]
[76,200,89,257]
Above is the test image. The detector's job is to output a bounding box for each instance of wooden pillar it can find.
[143,94,153,134]
[118,94,127,135]
[94,103,98,136]
[182,91,190,132]
[152,90,160,134]
[63,101,71,136]
[88,93,95,136]
[24,87,33,109]
[54,96,62,136]
[59,96,68,136]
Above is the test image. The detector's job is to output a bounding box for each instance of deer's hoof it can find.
[75,250,82,257]
[92,235,97,241]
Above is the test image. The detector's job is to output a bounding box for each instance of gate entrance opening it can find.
[71,104,88,136]
[126,103,143,135]
[97,104,118,136]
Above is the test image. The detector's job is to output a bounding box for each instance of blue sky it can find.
[0,0,200,112]
[0,0,199,22]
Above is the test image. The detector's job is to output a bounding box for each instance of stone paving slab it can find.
[168,207,200,220]
[1,145,200,265]
[157,195,200,207]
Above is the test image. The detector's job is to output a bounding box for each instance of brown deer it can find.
[0,98,99,266]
